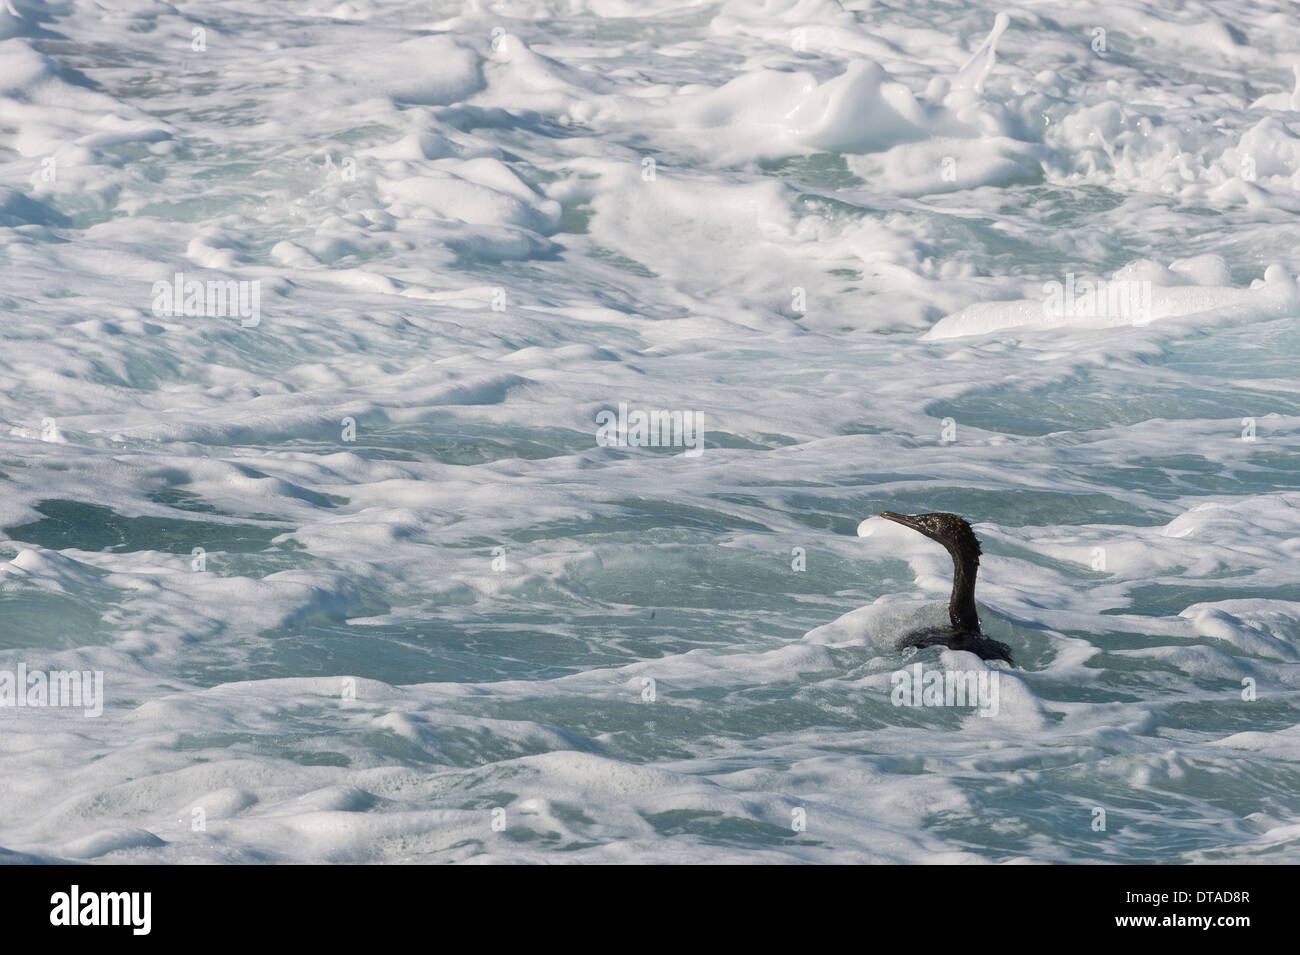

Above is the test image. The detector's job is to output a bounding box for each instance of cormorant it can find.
[878,511,1014,665]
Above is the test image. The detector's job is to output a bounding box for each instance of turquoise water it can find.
[1,0,1299,863]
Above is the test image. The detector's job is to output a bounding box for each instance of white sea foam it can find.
[0,0,1297,864]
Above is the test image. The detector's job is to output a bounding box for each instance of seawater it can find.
[1,0,1299,863]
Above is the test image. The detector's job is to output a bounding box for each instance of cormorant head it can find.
[878,511,981,564]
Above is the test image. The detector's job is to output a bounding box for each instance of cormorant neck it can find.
[947,546,980,633]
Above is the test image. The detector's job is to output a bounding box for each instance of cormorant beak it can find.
[879,510,920,531]
[879,510,939,543]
